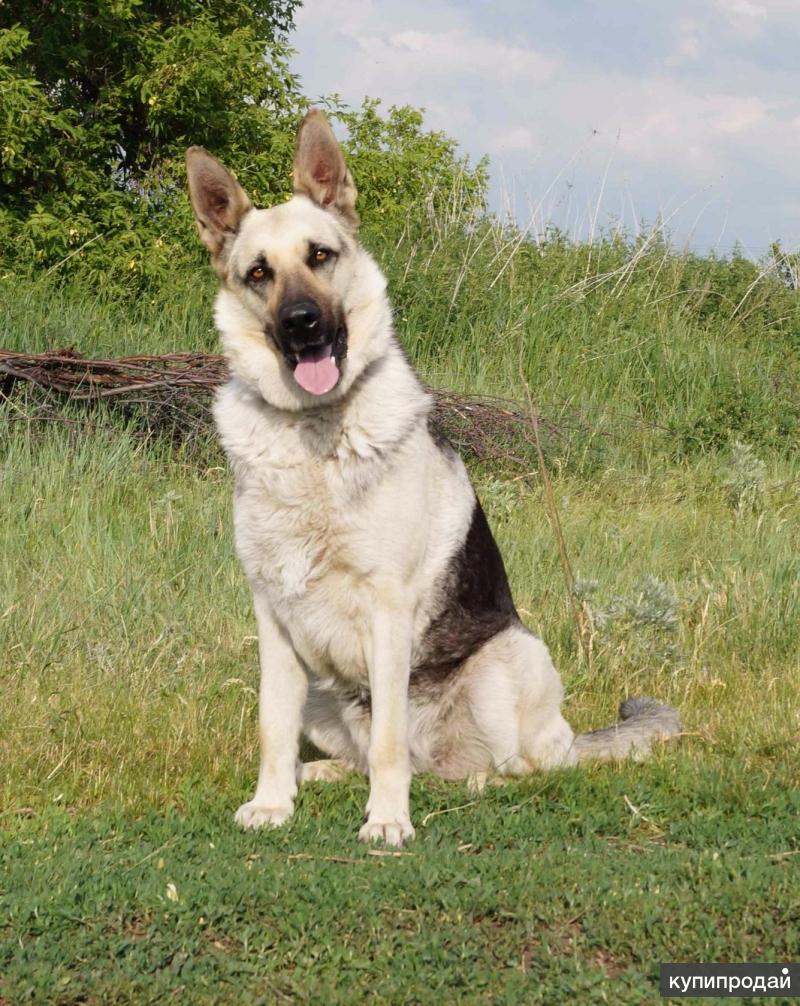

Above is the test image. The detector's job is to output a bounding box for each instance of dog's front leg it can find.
[235,590,307,831]
[359,598,415,847]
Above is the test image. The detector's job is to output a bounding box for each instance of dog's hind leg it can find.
[465,627,577,776]
[466,627,681,773]
[302,679,370,773]
[297,684,363,782]
[299,759,355,783]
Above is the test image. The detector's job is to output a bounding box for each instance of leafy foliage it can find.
[573,575,682,670]
[340,100,487,231]
[0,2,485,293]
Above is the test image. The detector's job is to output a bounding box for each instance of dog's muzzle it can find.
[274,299,347,397]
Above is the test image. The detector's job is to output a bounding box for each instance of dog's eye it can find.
[312,246,331,265]
[247,263,270,283]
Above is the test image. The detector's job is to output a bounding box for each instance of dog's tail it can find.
[572,696,681,763]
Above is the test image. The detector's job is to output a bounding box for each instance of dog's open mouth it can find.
[287,328,346,397]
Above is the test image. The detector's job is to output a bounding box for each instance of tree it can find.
[0,1,485,292]
[1,1,300,185]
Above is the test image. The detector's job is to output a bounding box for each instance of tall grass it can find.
[2,186,799,1003]
[1,194,798,814]
[2,423,797,814]
[4,185,797,474]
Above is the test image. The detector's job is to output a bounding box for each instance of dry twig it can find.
[0,348,568,466]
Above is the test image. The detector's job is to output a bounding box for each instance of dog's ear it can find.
[293,110,359,229]
[186,147,252,260]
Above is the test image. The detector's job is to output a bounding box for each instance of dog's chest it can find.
[225,416,380,680]
[236,468,359,596]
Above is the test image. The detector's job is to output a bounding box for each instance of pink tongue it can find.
[293,347,340,396]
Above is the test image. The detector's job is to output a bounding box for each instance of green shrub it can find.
[0,3,486,295]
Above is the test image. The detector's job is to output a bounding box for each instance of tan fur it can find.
[292,110,359,228]
[186,148,251,268]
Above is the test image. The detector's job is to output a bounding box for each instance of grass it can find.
[1,210,799,1002]
[2,765,799,1004]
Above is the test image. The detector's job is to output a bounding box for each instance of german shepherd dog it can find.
[187,111,680,846]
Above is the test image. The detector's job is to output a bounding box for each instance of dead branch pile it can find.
[0,348,561,466]
[0,348,226,400]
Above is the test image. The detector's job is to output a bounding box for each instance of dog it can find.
[186,110,680,846]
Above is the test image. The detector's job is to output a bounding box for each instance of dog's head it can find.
[187,111,389,409]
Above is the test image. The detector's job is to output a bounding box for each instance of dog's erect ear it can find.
[186,147,252,259]
[293,110,359,229]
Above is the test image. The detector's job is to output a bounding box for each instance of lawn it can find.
[1,219,798,1003]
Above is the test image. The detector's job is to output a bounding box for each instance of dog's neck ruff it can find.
[216,337,431,480]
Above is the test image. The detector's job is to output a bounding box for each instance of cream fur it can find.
[212,215,575,843]
[191,115,679,847]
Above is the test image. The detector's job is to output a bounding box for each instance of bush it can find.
[0,3,486,295]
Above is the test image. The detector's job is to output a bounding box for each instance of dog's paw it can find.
[299,758,353,783]
[466,771,510,793]
[358,815,415,847]
[234,800,293,831]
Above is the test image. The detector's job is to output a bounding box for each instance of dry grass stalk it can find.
[520,375,592,665]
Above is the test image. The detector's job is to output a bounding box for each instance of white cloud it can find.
[488,127,539,155]
[719,0,766,17]
[676,34,702,60]
[378,30,559,84]
[603,91,774,185]
[711,0,799,36]
[291,0,800,251]
[712,95,769,134]
[670,16,705,62]
[717,0,767,38]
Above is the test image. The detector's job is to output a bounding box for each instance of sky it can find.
[290,0,800,257]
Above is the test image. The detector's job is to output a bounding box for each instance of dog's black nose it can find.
[278,300,321,338]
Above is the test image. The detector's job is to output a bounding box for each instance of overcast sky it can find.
[290,0,800,257]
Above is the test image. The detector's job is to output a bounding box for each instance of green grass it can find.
[3,763,799,1004]
[1,217,799,1002]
